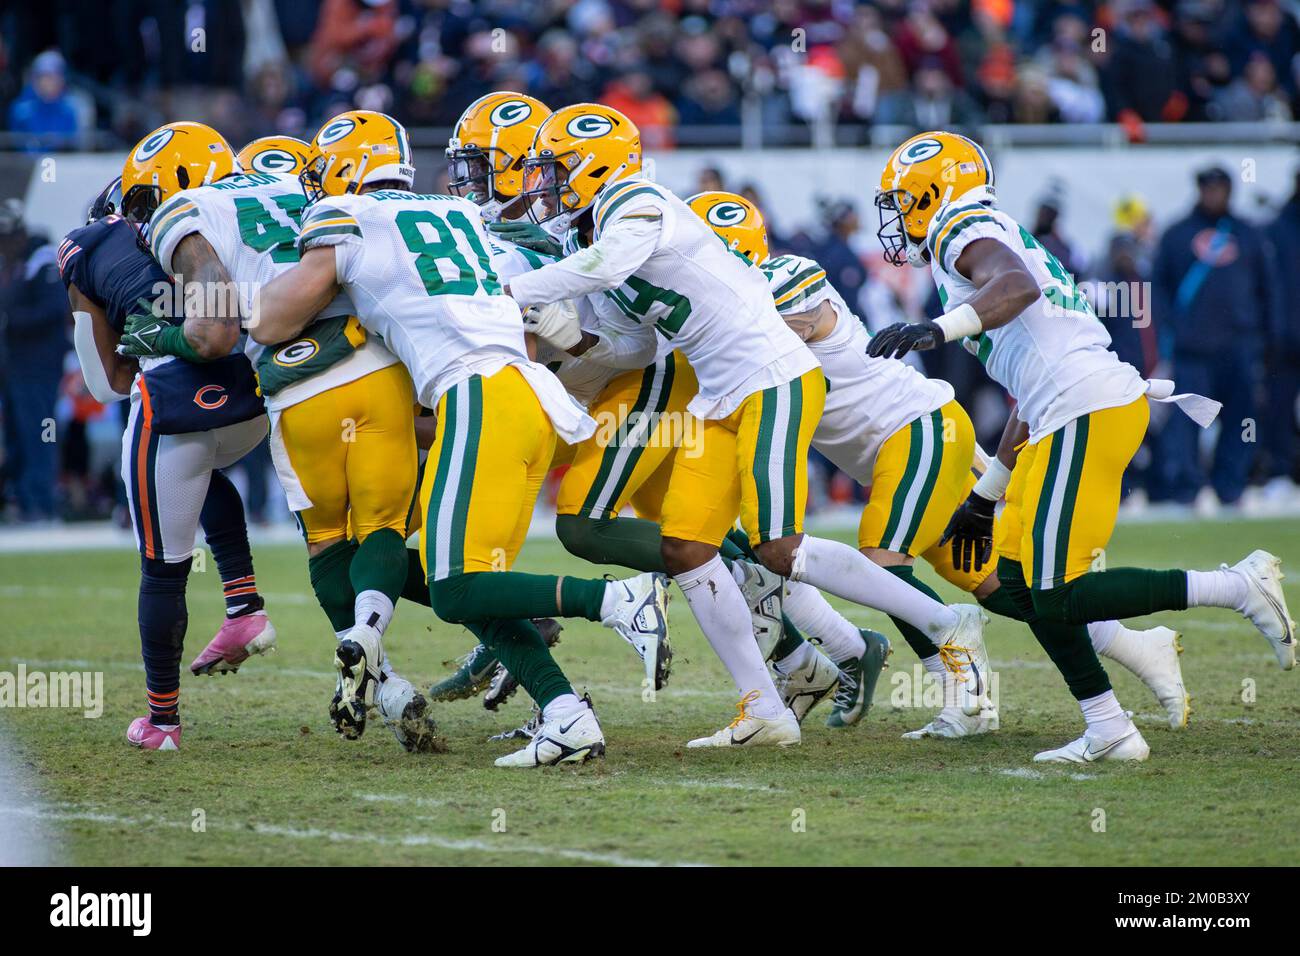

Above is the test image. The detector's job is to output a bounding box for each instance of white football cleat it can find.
[375,673,444,753]
[901,705,999,739]
[1033,721,1150,763]
[494,697,605,768]
[601,572,673,689]
[1229,550,1296,670]
[935,604,993,715]
[734,561,785,660]
[1097,624,1190,729]
[330,626,385,740]
[774,646,840,724]
[687,691,801,748]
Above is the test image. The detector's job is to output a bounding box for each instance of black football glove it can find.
[866,320,943,360]
[939,490,997,574]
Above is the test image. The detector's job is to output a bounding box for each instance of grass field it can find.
[2,517,1299,866]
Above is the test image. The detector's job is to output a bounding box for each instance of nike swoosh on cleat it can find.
[1082,737,1126,760]
[731,728,763,745]
[559,714,585,735]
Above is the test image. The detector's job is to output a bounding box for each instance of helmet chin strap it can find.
[477,197,505,223]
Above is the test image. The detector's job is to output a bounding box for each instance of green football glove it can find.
[487,220,562,257]
[117,310,205,363]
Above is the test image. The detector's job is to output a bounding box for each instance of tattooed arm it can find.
[171,233,242,359]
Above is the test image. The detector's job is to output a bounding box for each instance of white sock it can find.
[1088,619,1121,657]
[791,535,957,637]
[598,581,620,620]
[675,555,784,718]
[1079,689,1130,740]
[783,580,866,662]
[921,653,947,678]
[542,692,584,723]
[354,589,395,635]
[1186,568,1249,611]
[774,641,815,676]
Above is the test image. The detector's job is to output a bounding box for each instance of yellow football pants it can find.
[277,362,417,544]
[418,366,556,581]
[995,396,1149,590]
[556,351,698,522]
[661,367,825,548]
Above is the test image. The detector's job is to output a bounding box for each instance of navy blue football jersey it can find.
[57,215,174,334]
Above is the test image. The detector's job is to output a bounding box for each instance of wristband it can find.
[972,456,1012,501]
[159,324,208,364]
[933,302,982,343]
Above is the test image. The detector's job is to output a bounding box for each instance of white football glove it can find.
[522,300,582,352]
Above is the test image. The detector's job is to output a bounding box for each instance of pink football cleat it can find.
[126,717,181,751]
[190,611,277,675]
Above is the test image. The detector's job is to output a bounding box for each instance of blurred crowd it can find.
[3,0,1300,151]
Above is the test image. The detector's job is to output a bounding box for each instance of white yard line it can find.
[0,802,704,867]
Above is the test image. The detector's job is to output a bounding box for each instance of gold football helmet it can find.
[875,131,995,267]
[686,191,769,266]
[521,103,641,225]
[237,135,312,176]
[300,110,415,203]
[446,92,551,213]
[121,122,238,223]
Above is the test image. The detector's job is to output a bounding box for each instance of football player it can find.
[60,164,276,751]
[506,104,990,749]
[119,121,438,752]
[869,131,1292,762]
[435,92,884,729]
[250,111,674,768]
[692,191,1190,737]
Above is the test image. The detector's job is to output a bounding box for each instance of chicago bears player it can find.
[60,170,275,751]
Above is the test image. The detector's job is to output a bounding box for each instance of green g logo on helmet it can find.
[489,100,533,127]
[566,114,615,138]
[133,128,175,163]
[899,138,943,165]
[317,118,357,146]
[248,148,298,174]
[706,201,748,228]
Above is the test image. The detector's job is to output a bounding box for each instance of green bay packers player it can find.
[869,131,1293,762]
[693,190,1190,738]
[507,104,991,749]
[121,120,439,752]
[438,92,873,728]
[251,111,674,768]
[431,95,837,730]
[237,135,312,177]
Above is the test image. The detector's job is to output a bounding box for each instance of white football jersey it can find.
[298,190,594,443]
[509,176,818,419]
[762,254,952,483]
[489,237,625,408]
[148,171,395,410]
[926,200,1144,441]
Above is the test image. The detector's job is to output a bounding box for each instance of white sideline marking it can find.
[0,803,703,868]
[0,732,56,865]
